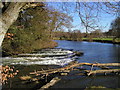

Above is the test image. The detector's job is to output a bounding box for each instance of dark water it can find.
[52,40,120,89]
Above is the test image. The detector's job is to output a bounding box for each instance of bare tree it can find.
[75,2,119,35]
[111,17,120,38]
[47,9,73,39]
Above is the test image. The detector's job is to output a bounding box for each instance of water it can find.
[52,40,120,88]
[1,48,77,66]
[2,40,120,65]
[2,40,120,89]
[55,40,120,63]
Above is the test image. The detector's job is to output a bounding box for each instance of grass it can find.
[92,38,113,41]
[114,38,120,42]
[82,38,113,41]
[83,38,120,41]
[54,37,120,43]
[82,38,120,43]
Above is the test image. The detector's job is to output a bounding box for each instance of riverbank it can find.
[2,40,58,57]
[82,38,120,44]
[54,38,120,44]
[2,63,120,89]
[2,64,61,89]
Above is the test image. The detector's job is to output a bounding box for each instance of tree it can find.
[0,2,119,47]
[75,2,119,37]
[0,2,25,47]
[70,30,82,41]
[91,29,103,38]
[2,3,73,55]
[47,10,73,39]
[0,2,44,47]
[110,17,120,38]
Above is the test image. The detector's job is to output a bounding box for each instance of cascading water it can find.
[1,48,78,66]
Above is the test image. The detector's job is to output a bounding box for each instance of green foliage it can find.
[2,6,56,56]
[92,38,113,41]
[2,4,72,56]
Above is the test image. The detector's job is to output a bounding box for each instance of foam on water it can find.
[2,48,77,66]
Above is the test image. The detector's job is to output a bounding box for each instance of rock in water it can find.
[74,51,84,56]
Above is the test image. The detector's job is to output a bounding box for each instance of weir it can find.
[1,48,82,66]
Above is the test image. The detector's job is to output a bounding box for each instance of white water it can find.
[2,48,77,66]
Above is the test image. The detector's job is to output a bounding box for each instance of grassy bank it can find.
[82,38,120,44]
[82,38,113,41]
[54,37,120,44]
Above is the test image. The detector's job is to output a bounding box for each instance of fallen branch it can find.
[40,77,61,89]
[88,63,120,67]
[30,63,120,75]
[85,69,120,76]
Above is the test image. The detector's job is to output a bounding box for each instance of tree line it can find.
[53,16,120,42]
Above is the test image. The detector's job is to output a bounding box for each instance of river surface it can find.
[55,40,120,63]
[2,40,120,65]
[2,40,120,89]
[52,40,120,88]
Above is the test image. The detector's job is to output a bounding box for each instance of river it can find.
[2,40,120,65]
[55,40,120,63]
[2,40,120,89]
[51,40,120,88]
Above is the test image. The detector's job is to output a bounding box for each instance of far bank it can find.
[54,37,120,44]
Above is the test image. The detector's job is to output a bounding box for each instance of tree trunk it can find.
[0,2,26,47]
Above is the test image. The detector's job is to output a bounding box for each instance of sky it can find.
[47,2,118,33]
[71,11,116,32]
